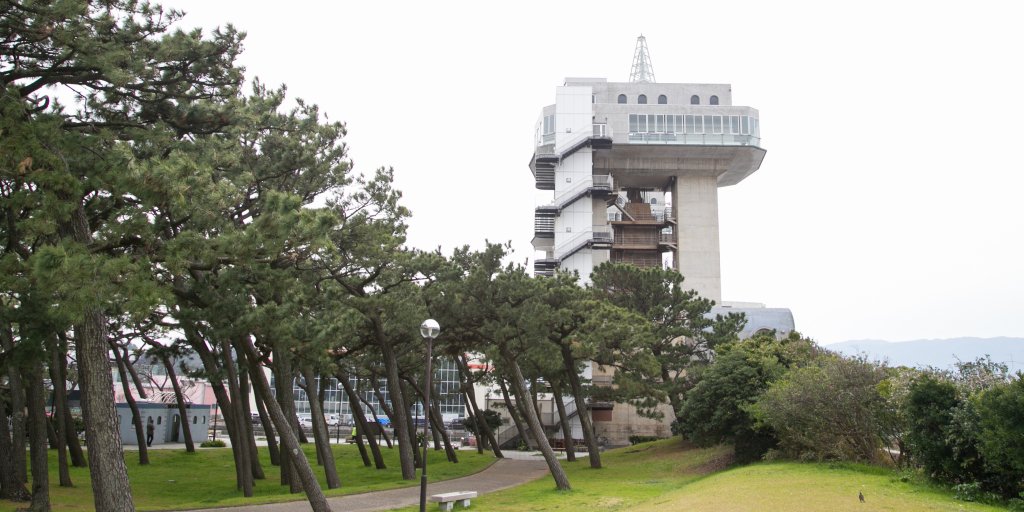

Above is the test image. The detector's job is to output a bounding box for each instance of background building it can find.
[527,37,794,446]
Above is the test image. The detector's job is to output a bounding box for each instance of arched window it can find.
[710,95,719,105]
[638,94,647,104]
[650,198,658,205]
[657,95,667,104]
[193,416,198,424]
[617,94,627,104]
[156,416,161,425]
[690,95,700,105]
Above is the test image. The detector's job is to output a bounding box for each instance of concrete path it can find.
[183,457,550,512]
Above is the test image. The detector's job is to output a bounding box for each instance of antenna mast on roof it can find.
[629,35,656,83]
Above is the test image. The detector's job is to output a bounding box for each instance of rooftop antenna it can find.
[629,34,656,83]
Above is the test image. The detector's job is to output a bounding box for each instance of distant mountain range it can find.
[826,337,1024,373]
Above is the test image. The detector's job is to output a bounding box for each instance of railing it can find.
[543,174,612,211]
[609,207,671,223]
[611,253,662,267]
[554,226,612,260]
[659,232,677,245]
[614,233,659,246]
[494,424,521,447]
[534,215,555,234]
[554,123,613,154]
[627,132,760,147]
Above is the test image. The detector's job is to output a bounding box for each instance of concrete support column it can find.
[672,175,722,303]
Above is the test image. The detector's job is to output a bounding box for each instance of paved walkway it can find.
[183,457,550,512]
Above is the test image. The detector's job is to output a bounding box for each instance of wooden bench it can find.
[429,491,477,511]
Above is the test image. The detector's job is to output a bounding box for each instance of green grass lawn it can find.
[398,439,1009,512]
[631,460,1009,512]
[1,443,493,511]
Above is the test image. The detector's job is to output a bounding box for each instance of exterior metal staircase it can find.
[530,123,612,190]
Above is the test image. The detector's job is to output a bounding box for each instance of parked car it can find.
[297,415,313,428]
[325,414,341,427]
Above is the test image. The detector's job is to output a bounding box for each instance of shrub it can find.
[750,355,886,462]
[200,439,226,448]
[628,435,661,445]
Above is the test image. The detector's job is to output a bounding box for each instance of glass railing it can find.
[627,132,761,146]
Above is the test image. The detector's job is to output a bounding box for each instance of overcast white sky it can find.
[163,0,1023,345]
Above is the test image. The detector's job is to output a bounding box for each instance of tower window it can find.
[638,94,647,104]
[617,94,627,104]
[657,95,667,104]
[710,95,720,105]
[690,95,700,105]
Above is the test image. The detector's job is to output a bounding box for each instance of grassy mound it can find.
[456,439,1006,511]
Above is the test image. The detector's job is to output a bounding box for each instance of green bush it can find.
[200,439,226,448]
[628,435,661,445]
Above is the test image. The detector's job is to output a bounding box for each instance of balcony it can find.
[610,252,662,268]
[658,230,677,248]
[534,258,558,277]
[613,232,659,249]
[532,211,555,251]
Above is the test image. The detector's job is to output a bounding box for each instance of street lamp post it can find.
[419,319,440,512]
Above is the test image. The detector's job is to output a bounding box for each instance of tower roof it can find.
[629,35,656,83]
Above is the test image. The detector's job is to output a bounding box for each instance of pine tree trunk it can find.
[563,346,602,468]
[374,321,416,479]
[499,378,533,449]
[271,353,302,493]
[190,333,246,493]
[76,309,136,511]
[159,355,195,453]
[25,361,52,511]
[406,376,458,463]
[352,430,371,466]
[45,415,59,449]
[338,371,385,469]
[252,381,280,465]
[237,367,265,479]
[0,383,31,500]
[399,382,422,470]
[0,321,28,484]
[502,354,571,490]
[47,336,73,486]
[57,345,87,468]
[430,389,458,462]
[363,389,393,449]
[110,344,148,465]
[456,355,501,457]
[275,369,293,485]
[241,338,332,512]
[300,366,341,489]
[462,392,485,454]
[220,338,253,497]
[550,380,576,462]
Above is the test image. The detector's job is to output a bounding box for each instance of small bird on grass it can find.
[859,490,865,503]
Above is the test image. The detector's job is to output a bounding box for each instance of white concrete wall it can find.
[561,249,594,282]
[554,85,593,153]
